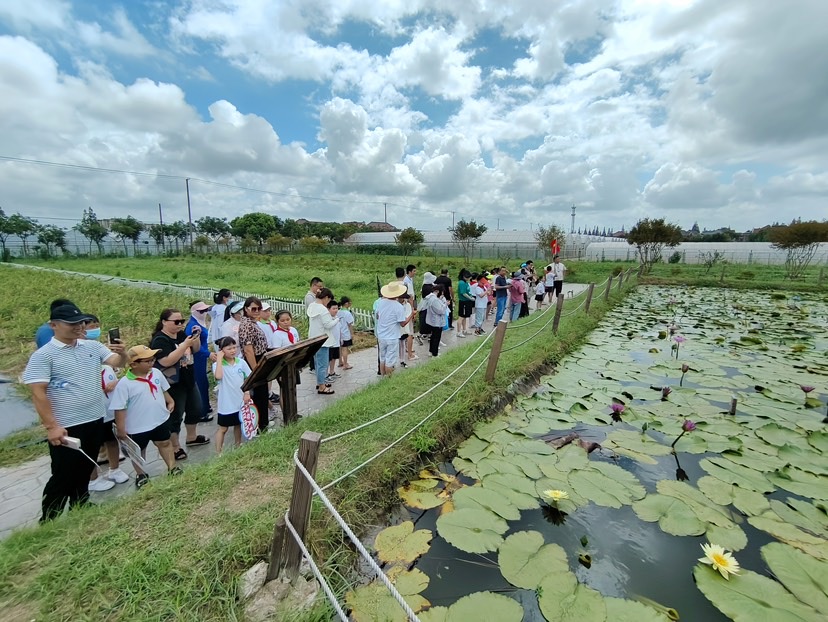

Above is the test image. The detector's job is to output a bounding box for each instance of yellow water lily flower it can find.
[699,543,741,580]
[543,490,569,502]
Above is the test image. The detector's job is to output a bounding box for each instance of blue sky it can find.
[0,0,826,233]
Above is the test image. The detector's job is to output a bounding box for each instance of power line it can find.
[0,154,454,215]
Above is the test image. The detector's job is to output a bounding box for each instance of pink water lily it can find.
[674,335,686,343]
[800,385,815,394]
[672,419,696,451]
[610,402,625,422]
[672,335,686,359]
[680,363,690,386]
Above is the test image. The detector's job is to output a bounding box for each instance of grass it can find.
[0,266,638,621]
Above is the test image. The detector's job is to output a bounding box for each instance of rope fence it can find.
[264,266,640,620]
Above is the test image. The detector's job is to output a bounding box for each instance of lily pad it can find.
[604,597,672,621]
[397,484,446,510]
[498,531,568,590]
[537,573,607,622]
[706,522,748,552]
[658,480,734,527]
[693,565,822,621]
[568,463,645,509]
[603,430,672,464]
[436,508,508,554]
[632,494,706,536]
[480,473,539,510]
[755,423,804,447]
[700,457,774,493]
[453,486,521,521]
[374,521,432,564]
[761,542,828,614]
[769,467,828,501]
[748,514,828,561]
[445,591,523,622]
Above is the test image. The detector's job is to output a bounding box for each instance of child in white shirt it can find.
[534,278,546,310]
[212,337,253,454]
[338,297,355,370]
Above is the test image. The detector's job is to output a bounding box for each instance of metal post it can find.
[158,203,165,254]
[282,431,322,578]
[605,275,613,301]
[552,294,565,334]
[484,321,509,383]
[185,178,194,248]
[584,283,595,314]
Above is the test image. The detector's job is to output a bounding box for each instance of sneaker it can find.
[325,375,338,383]
[88,477,115,492]
[106,468,129,484]
[408,354,419,360]
[269,392,280,403]
[135,473,150,489]
[400,361,407,368]
[440,341,447,347]
[457,333,466,338]
[168,466,184,476]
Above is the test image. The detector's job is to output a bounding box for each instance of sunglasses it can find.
[248,307,261,312]
[166,319,186,325]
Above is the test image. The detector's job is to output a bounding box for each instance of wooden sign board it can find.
[242,335,327,425]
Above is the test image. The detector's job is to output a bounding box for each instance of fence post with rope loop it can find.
[604,274,613,301]
[484,320,509,382]
[617,270,624,291]
[638,263,645,277]
[552,294,565,334]
[584,283,596,314]
[276,431,322,579]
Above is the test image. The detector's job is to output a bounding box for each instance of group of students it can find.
[303,278,356,395]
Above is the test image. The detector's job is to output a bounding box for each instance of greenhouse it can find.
[584,242,828,265]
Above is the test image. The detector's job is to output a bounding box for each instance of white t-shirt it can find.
[401,302,414,336]
[102,364,118,423]
[403,275,414,298]
[553,262,566,281]
[535,282,545,297]
[109,369,171,434]
[375,298,406,341]
[208,304,227,347]
[544,271,555,287]
[271,326,300,349]
[470,283,488,309]
[338,309,354,341]
[212,357,253,415]
[330,316,342,346]
[259,320,278,349]
[221,317,240,341]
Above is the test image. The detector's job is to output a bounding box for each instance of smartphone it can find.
[108,327,121,344]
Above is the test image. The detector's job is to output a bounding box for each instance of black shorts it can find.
[535,294,544,302]
[102,421,116,442]
[399,334,408,341]
[341,339,353,348]
[129,421,171,450]
[217,412,240,427]
[329,347,340,361]
[545,285,555,293]
[459,301,473,318]
[554,281,564,296]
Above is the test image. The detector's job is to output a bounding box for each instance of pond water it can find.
[349,286,828,621]
[0,378,38,439]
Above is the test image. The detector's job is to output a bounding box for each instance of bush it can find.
[612,266,624,276]
[668,251,682,264]
[740,271,756,280]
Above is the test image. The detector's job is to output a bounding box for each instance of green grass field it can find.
[0,258,638,621]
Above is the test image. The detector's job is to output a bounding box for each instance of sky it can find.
[1,0,826,234]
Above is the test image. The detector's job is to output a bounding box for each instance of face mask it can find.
[85,328,101,340]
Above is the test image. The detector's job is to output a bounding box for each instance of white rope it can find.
[293,453,422,622]
[321,330,495,444]
[320,357,488,492]
[500,309,559,353]
[283,513,349,622]
[560,295,589,317]
[505,286,587,330]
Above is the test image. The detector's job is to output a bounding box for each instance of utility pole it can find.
[384,202,387,224]
[570,204,576,235]
[185,178,194,248]
[497,218,500,231]
[158,203,165,252]
[451,211,456,228]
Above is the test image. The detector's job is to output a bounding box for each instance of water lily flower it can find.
[610,403,625,422]
[800,385,815,394]
[671,419,696,450]
[698,543,741,580]
[680,363,690,386]
[661,386,672,400]
[543,489,569,503]
[674,335,686,344]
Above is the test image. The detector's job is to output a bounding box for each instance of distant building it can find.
[365,221,399,232]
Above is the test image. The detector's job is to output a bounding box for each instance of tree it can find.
[299,236,328,253]
[7,213,39,256]
[534,224,567,261]
[0,207,11,259]
[450,219,487,264]
[196,216,231,250]
[265,234,292,253]
[110,216,144,255]
[193,234,211,253]
[769,220,828,279]
[230,212,277,250]
[73,207,108,254]
[147,224,168,250]
[281,218,304,240]
[626,218,683,272]
[395,227,424,260]
[37,224,67,256]
[167,221,189,252]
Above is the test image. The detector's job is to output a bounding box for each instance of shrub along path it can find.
[0,285,589,540]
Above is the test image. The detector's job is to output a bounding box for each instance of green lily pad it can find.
[498,531,568,590]
[693,565,822,621]
[807,431,828,453]
[755,423,804,447]
[480,473,539,510]
[419,592,523,622]
[767,499,828,538]
[436,508,508,554]
[603,430,673,465]
[761,542,828,614]
[568,463,645,509]
[604,597,672,621]
[696,476,771,516]
[397,484,446,510]
[748,514,828,561]
[537,573,607,622]
[374,521,432,564]
[457,436,496,463]
[768,467,828,501]
[658,480,735,527]
[700,457,774,493]
[474,456,524,479]
[706,522,748,552]
[632,494,706,536]
[452,486,521,521]
[346,583,409,622]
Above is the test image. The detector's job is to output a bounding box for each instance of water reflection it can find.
[0,378,38,439]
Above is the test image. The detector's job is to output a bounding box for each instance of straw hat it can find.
[380,281,407,298]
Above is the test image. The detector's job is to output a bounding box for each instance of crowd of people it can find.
[22,256,566,522]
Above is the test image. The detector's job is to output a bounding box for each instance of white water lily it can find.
[699,543,741,580]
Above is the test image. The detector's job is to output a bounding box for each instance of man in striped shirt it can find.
[23,303,128,522]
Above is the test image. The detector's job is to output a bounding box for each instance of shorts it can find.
[554,281,564,296]
[399,334,408,341]
[167,381,203,433]
[545,285,555,293]
[341,339,353,348]
[459,301,473,318]
[129,421,171,450]
[378,339,399,367]
[102,420,116,442]
[217,412,240,428]
[328,347,341,361]
[535,294,544,302]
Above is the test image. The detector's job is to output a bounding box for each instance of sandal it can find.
[174,448,188,461]
[317,387,335,394]
[186,435,210,446]
[342,365,353,370]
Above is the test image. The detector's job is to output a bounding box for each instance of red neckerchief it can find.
[276,327,295,344]
[127,370,158,398]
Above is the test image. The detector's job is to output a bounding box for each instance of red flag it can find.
[550,239,560,255]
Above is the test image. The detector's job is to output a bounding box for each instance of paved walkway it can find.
[0,286,589,539]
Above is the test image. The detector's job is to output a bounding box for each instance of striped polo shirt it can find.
[23,337,115,428]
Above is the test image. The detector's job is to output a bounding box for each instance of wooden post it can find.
[484,321,509,383]
[604,275,613,301]
[720,263,726,283]
[266,517,287,582]
[282,431,322,578]
[617,270,624,290]
[552,295,565,334]
[638,263,644,277]
[729,397,737,416]
[277,366,299,426]
[584,283,595,314]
